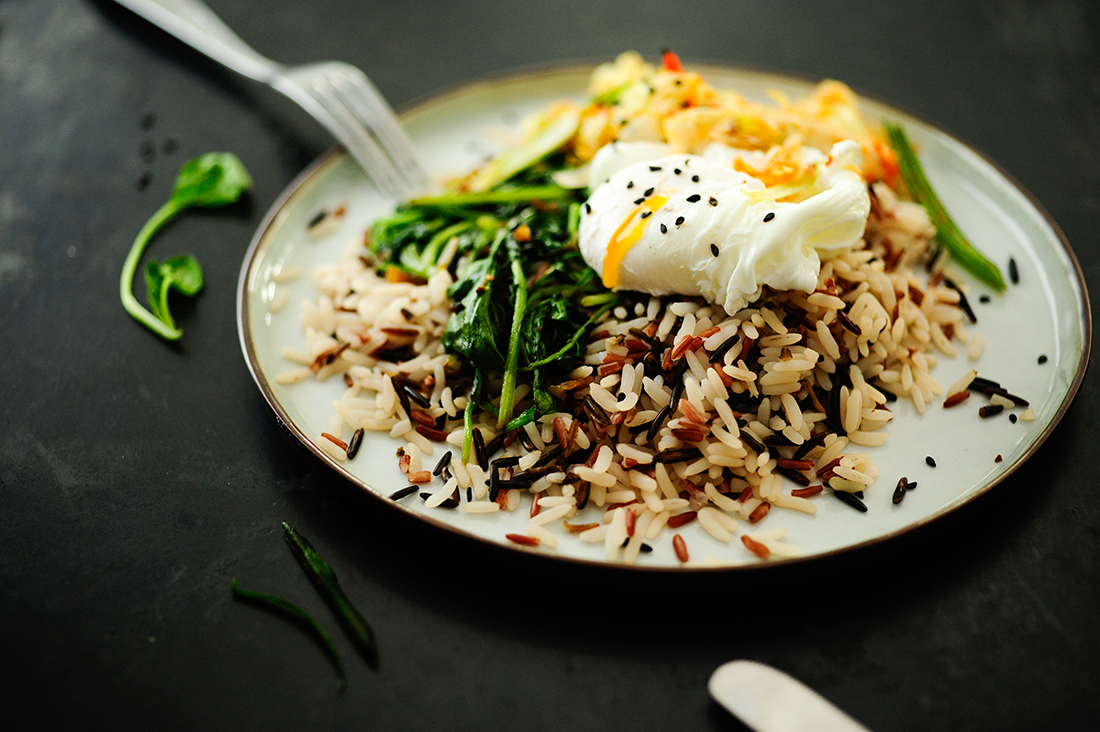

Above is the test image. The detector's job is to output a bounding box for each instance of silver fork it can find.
[113,0,428,198]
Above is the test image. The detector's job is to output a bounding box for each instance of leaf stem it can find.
[497,257,528,429]
[231,578,346,691]
[119,200,184,340]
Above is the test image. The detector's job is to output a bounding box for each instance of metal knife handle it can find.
[708,660,873,732]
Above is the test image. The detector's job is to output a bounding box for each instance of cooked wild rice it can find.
[275,172,994,564]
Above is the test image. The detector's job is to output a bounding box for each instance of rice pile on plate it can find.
[277,54,978,564]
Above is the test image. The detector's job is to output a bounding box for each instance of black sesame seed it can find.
[584,202,592,214]
[674,168,682,175]
[627,181,634,189]
[641,211,652,219]
[660,223,668,234]
[1010,413,1018,423]
[634,198,645,205]
[710,243,719,257]
[674,216,685,226]
[691,175,700,182]
[1009,257,1019,284]
[926,456,937,467]
[763,212,775,222]
[649,166,662,171]
[708,196,718,206]
[686,194,701,203]
[979,294,991,303]
[644,187,655,197]
[1038,354,1048,364]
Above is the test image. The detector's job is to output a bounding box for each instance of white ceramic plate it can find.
[238,65,1090,570]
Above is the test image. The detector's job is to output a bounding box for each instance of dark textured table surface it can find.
[3,1,1099,730]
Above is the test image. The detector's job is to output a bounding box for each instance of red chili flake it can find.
[661,49,683,71]
[673,534,689,563]
[741,535,770,559]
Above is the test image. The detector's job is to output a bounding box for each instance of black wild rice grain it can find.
[979,404,1004,417]
[776,467,811,486]
[979,294,991,303]
[491,455,520,468]
[709,332,741,363]
[403,384,431,409]
[584,395,610,425]
[892,476,908,505]
[832,490,868,512]
[654,448,703,464]
[1009,257,1019,284]
[438,498,459,509]
[533,444,565,468]
[836,309,861,335]
[472,428,488,469]
[307,209,329,229]
[483,432,507,459]
[346,427,365,459]
[739,430,766,455]
[389,485,418,500]
[646,404,671,442]
[926,456,937,467]
[792,431,828,461]
[432,450,452,476]
[943,278,977,324]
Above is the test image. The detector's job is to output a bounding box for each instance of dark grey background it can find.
[2,0,1098,730]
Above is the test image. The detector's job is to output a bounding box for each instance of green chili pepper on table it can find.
[281,522,379,669]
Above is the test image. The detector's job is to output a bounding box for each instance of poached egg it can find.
[578,140,871,314]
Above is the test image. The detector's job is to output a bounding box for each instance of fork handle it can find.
[113,0,281,83]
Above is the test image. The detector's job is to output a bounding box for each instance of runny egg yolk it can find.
[602,194,669,287]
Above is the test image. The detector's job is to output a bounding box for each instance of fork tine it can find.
[304,75,408,196]
[328,66,427,191]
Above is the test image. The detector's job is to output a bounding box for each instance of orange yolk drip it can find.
[602,194,669,288]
